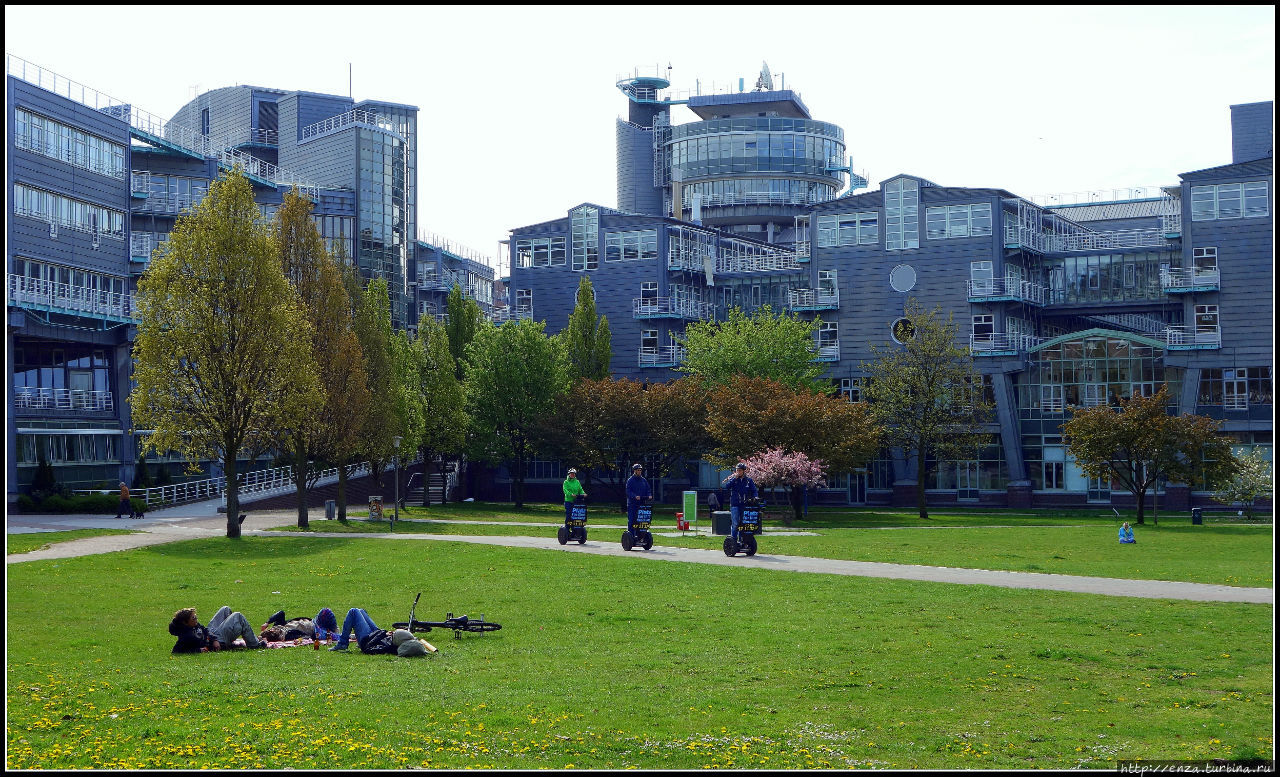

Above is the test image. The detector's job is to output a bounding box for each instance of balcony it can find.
[130,171,150,197]
[715,251,801,275]
[217,127,279,149]
[787,288,840,311]
[638,345,686,368]
[8,273,137,323]
[131,233,152,264]
[970,333,1041,356]
[132,191,205,215]
[1160,267,1220,294]
[491,304,532,323]
[813,342,840,362]
[14,387,114,413]
[1163,325,1220,350]
[966,277,1047,306]
[633,297,714,320]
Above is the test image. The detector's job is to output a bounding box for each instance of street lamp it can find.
[393,436,403,526]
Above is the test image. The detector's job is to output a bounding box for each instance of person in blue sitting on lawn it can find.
[625,463,652,535]
[1119,522,1136,544]
[721,462,759,544]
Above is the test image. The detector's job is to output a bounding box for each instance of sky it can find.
[5,5,1275,269]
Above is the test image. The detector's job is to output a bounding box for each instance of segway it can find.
[558,495,588,546]
[723,498,763,557]
[621,498,654,551]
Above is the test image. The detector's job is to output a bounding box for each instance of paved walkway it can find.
[6,507,1272,605]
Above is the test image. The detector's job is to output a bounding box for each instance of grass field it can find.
[269,503,1274,588]
[6,533,1273,769]
[6,528,140,556]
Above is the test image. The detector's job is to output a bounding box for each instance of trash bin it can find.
[1191,507,1203,525]
[369,495,384,521]
[325,500,336,520]
[712,510,731,536]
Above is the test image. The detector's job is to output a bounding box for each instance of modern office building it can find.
[501,69,1272,509]
[6,55,492,503]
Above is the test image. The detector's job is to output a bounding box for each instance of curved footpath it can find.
[6,507,1272,605]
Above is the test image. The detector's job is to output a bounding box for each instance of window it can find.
[604,229,658,262]
[14,110,126,180]
[839,377,863,403]
[640,282,658,300]
[515,288,532,315]
[514,236,567,268]
[885,178,919,250]
[970,261,994,294]
[815,212,878,247]
[641,329,658,351]
[571,207,599,271]
[1192,247,1218,270]
[1042,461,1065,490]
[1223,369,1249,410]
[925,203,992,240]
[12,185,125,239]
[1195,304,1218,332]
[1191,181,1270,220]
[972,314,994,338]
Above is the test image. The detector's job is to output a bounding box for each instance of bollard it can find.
[1191,507,1203,525]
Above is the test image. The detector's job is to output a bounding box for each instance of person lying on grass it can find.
[259,607,340,642]
[329,608,427,656]
[169,606,265,653]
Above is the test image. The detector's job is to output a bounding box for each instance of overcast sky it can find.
[6,5,1275,267]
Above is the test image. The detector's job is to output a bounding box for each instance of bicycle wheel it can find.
[460,621,502,633]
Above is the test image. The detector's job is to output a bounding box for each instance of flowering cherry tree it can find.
[742,447,827,524]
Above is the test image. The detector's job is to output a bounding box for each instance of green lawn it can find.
[6,528,140,556]
[269,505,1274,588]
[6,535,1272,769]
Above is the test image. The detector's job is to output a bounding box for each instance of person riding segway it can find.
[559,468,588,545]
[623,463,654,551]
[722,462,760,557]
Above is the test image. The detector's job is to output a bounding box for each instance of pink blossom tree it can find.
[742,447,827,524]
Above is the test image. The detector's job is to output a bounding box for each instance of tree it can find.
[862,298,993,520]
[677,304,827,392]
[445,283,483,381]
[1062,385,1235,525]
[353,278,412,492]
[465,319,569,508]
[741,447,828,524]
[705,376,881,523]
[412,318,467,506]
[562,275,612,381]
[130,168,320,538]
[132,452,153,490]
[1214,448,1273,520]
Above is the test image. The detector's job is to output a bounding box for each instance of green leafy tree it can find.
[1214,448,1273,520]
[562,275,612,380]
[413,318,468,505]
[353,278,411,491]
[465,319,569,508]
[1063,385,1235,524]
[445,283,483,381]
[677,305,826,392]
[862,299,993,520]
[130,169,320,538]
[31,450,60,500]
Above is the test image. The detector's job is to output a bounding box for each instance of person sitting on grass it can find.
[259,607,340,642]
[1119,522,1136,544]
[169,606,265,653]
[328,608,427,656]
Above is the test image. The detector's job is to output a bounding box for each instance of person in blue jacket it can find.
[721,462,759,543]
[625,463,652,534]
[1119,522,1136,544]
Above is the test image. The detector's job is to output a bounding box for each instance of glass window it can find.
[885,178,919,250]
[570,207,599,271]
[1192,181,1269,220]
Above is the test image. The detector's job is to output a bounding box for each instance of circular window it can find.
[889,264,917,292]
[891,317,916,344]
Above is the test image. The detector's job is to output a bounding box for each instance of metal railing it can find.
[131,233,152,260]
[132,190,206,215]
[638,345,686,367]
[13,132,127,180]
[130,171,150,194]
[1052,227,1174,252]
[632,297,714,319]
[301,109,402,143]
[418,230,496,269]
[13,204,124,241]
[13,387,114,412]
[970,333,1041,353]
[491,305,532,323]
[813,343,840,361]
[1223,394,1249,411]
[787,289,840,309]
[1161,212,1182,235]
[1163,325,1221,349]
[966,277,1047,305]
[8,273,137,320]
[695,191,832,207]
[1028,185,1173,207]
[1160,267,1220,290]
[1085,313,1167,335]
[715,249,801,274]
[216,127,279,148]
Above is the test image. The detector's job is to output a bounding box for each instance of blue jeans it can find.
[564,502,574,525]
[730,505,742,542]
[336,607,379,649]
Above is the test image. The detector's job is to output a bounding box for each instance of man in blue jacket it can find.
[721,463,759,543]
[625,463,652,534]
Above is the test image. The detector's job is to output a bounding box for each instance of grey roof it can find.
[1047,199,1179,221]
[1179,157,1273,181]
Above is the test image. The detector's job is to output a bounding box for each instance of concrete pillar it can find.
[991,372,1027,482]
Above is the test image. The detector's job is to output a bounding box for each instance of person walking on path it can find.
[625,463,652,535]
[563,468,587,528]
[721,463,759,544]
[114,482,133,520]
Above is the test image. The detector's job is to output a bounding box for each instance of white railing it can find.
[419,231,496,269]
[715,249,801,274]
[1086,313,1167,335]
[301,109,401,142]
[970,333,1041,353]
[1161,212,1182,234]
[1164,325,1221,348]
[133,190,206,214]
[131,232,152,259]
[795,239,810,260]
[787,289,839,308]
[632,297,714,319]
[696,191,831,207]
[491,305,532,323]
[814,343,840,361]
[13,387,114,412]
[966,277,1047,305]
[1223,394,1249,411]
[1029,185,1173,207]
[1160,267,1220,289]
[14,132,127,180]
[216,127,279,147]
[130,171,150,193]
[1053,227,1172,252]
[8,273,136,320]
[638,345,686,367]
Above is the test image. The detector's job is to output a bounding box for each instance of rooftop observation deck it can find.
[687,89,811,120]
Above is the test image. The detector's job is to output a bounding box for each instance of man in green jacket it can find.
[563,468,587,527]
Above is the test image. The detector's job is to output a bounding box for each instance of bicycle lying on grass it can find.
[392,593,502,639]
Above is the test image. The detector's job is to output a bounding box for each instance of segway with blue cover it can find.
[621,498,654,551]
[723,498,763,557]
[558,495,588,545]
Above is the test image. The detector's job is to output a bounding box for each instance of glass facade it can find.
[516,236,568,268]
[357,127,410,325]
[885,178,919,250]
[1017,334,1177,417]
[668,119,845,183]
[1045,251,1174,304]
[570,207,599,271]
[13,184,125,238]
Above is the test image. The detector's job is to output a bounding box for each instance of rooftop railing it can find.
[1028,185,1174,207]
[970,333,1041,354]
[216,127,279,148]
[8,273,137,321]
[301,109,402,143]
[14,387,114,412]
[418,230,496,269]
